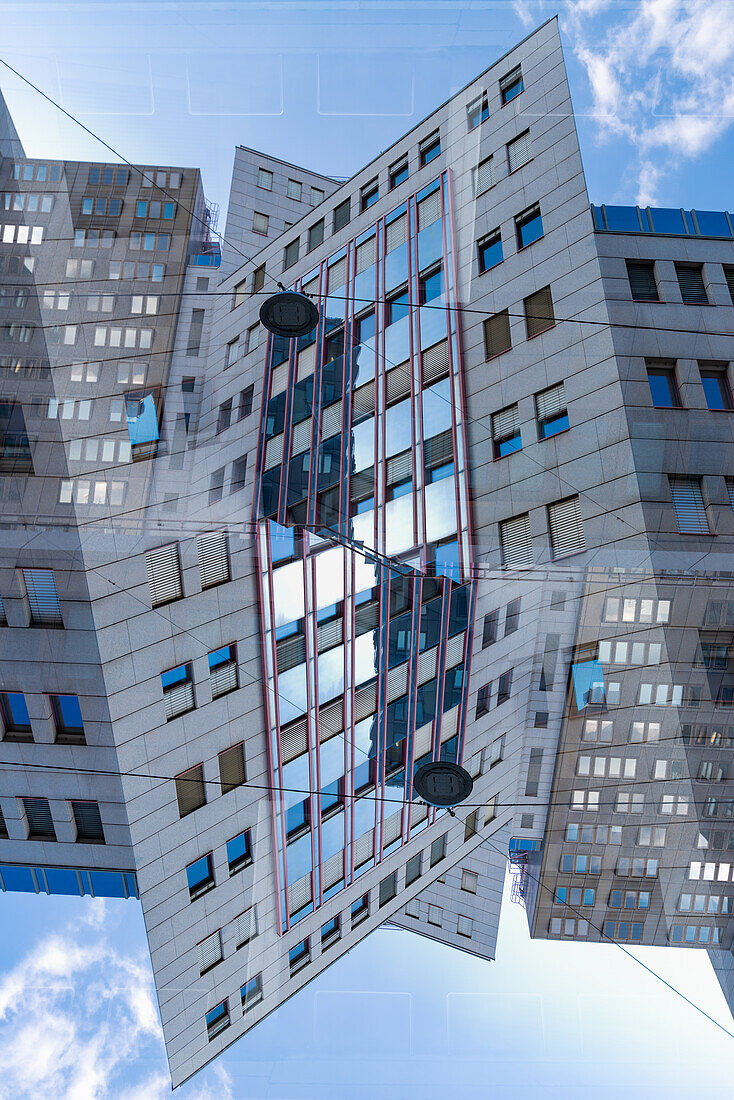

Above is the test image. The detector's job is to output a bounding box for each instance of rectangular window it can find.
[238,385,254,420]
[209,467,225,504]
[253,211,269,235]
[231,454,247,494]
[252,265,265,293]
[233,279,246,308]
[420,133,441,166]
[351,893,369,924]
[161,664,195,720]
[235,906,258,948]
[461,869,478,893]
[311,186,325,205]
[321,915,340,947]
[71,800,104,843]
[289,937,310,971]
[627,260,659,302]
[205,1000,229,1040]
[430,833,447,866]
[22,569,62,626]
[198,529,230,587]
[675,263,708,305]
[145,543,182,606]
[286,178,302,201]
[405,852,422,886]
[476,683,491,719]
[257,167,273,189]
[478,229,502,272]
[333,198,351,232]
[516,204,543,249]
[647,363,680,408]
[482,609,499,648]
[218,743,245,797]
[525,747,544,796]
[379,871,398,907]
[427,904,443,926]
[507,130,532,172]
[227,830,252,874]
[216,398,233,434]
[483,309,511,359]
[308,219,324,251]
[700,365,733,411]
[500,513,533,568]
[175,764,206,817]
[505,597,521,635]
[548,496,586,558]
[669,476,710,534]
[198,930,222,974]
[361,181,379,211]
[186,308,205,356]
[23,797,55,840]
[284,239,299,269]
[241,974,263,1010]
[225,337,239,368]
[497,669,513,705]
[500,66,524,104]
[0,692,32,741]
[474,155,494,194]
[492,404,521,458]
[467,92,489,129]
[524,286,554,338]
[50,695,85,744]
[389,160,409,189]
[208,643,238,699]
[536,382,568,437]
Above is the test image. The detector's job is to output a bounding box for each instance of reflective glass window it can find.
[291,376,313,424]
[387,288,410,326]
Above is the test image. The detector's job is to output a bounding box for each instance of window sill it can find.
[3,731,33,743]
[228,856,253,877]
[526,323,556,341]
[242,994,263,1012]
[484,348,511,363]
[539,425,571,442]
[508,157,534,176]
[516,236,544,252]
[289,955,310,976]
[351,911,370,928]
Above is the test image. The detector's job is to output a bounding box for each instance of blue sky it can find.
[1,1,734,1095]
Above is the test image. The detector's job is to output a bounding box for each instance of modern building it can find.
[1,14,734,1091]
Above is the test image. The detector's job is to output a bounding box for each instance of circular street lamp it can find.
[259,291,319,338]
[413,761,474,808]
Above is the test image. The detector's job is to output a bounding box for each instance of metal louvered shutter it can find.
[328,256,347,290]
[491,404,518,440]
[669,477,710,534]
[146,544,182,606]
[441,706,458,742]
[0,805,7,838]
[475,156,494,194]
[198,930,222,973]
[264,433,283,470]
[413,720,433,757]
[291,417,311,455]
[444,633,464,669]
[288,872,311,913]
[281,718,308,764]
[422,340,449,383]
[355,600,380,636]
[164,679,195,720]
[354,830,374,866]
[411,801,428,826]
[500,513,533,568]
[319,700,343,739]
[386,663,408,703]
[219,744,245,793]
[417,189,441,231]
[726,477,734,510]
[0,595,5,624]
[23,797,55,838]
[386,366,411,403]
[417,647,437,685]
[322,401,342,438]
[383,810,402,845]
[71,800,104,841]
[725,268,734,304]
[212,660,238,698]
[277,632,306,672]
[297,341,316,379]
[536,383,566,421]
[548,496,586,558]
[525,287,554,338]
[386,214,407,252]
[356,240,375,273]
[354,682,377,722]
[352,381,375,420]
[235,906,258,946]
[424,430,453,469]
[322,849,344,888]
[22,569,62,625]
[317,616,342,652]
[675,264,708,304]
[198,530,229,588]
[270,361,289,396]
[484,311,511,358]
[507,130,532,172]
[626,261,659,302]
[386,450,412,485]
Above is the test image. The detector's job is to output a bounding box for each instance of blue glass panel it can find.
[571,660,605,709]
[286,831,312,881]
[540,412,569,439]
[385,398,412,458]
[206,1003,227,1027]
[318,434,342,489]
[321,811,344,862]
[416,179,441,203]
[125,872,139,898]
[323,879,344,901]
[591,205,605,230]
[479,236,503,270]
[350,417,374,473]
[321,356,344,405]
[56,694,83,727]
[420,596,442,649]
[694,210,731,237]
[45,868,82,896]
[384,244,408,293]
[415,678,437,726]
[0,865,36,892]
[282,753,310,808]
[287,452,310,506]
[290,902,314,923]
[272,335,291,366]
[260,468,281,517]
[161,664,188,689]
[496,433,522,457]
[429,461,454,482]
[422,378,453,439]
[318,644,345,704]
[227,832,250,867]
[518,210,543,248]
[291,376,314,424]
[648,207,686,234]
[6,692,30,726]
[384,313,411,365]
[323,297,346,331]
[448,585,469,635]
[354,797,375,837]
[286,800,308,835]
[440,735,458,763]
[443,665,464,711]
[435,539,460,580]
[266,391,286,437]
[89,871,127,898]
[208,645,231,670]
[125,393,159,445]
[276,664,308,724]
[417,219,443,270]
[270,521,294,563]
[419,302,447,350]
[320,734,345,789]
[603,206,641,231]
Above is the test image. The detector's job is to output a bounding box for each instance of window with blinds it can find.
[500,513,533,568]
[284,239,299,269]
[197,530,229,588]
[725,266,734,305]
[355,238,375,273]
[626,260,659,302]
[726,477,734,511]
[492,404,521,458]
[379,870,397,906]
[235,906,258,948]
[333,198,350,233]
[241,973,263,1010]
[162,664,195,720]
[417,188,440,231]
[288,873,312,914]
[535,382,568,438]
[474,155,494,194]
[175,763,206,817]
[548,496,585,558]
[507,130,532,173]
[209,644,238,698]
[675,263,708,304]
[219,743,246,794]
[197,930,222,974]
[328,255,347,290]
[23,797,55,839]
[669,476,710,533]
[71,800,104,842]
[0,595,5,624]
[385,213,407,252]
[145,543,182,606]
[22,568,62,626]
[483,309,511,359]
[0,805,7,838]
[524,285,555,338]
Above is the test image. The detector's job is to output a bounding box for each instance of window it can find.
[427,904,443,927]
[227,830,252,874]
[467,92,489,129]
[482,609,499,648]
[461,869,478,893]
[351,893,369,924]
[333,198,351,232]
[505,598,521,635]
[420,133,441,166]
[310,186,325,205]
[234,906,258,948]
[321,915,340,947]
[647,363,680,407]
[430,833,447,866]
[175,764,206,817]
[700,365,733,410]
[161,664,195,720]
[233,279,247,309]
[476,684,491,719]
[252,265,266,293]
[379,871,398,907]
[308,219,324,251]
[548,496,586,558]
[231,455,248,494]
[217,398,233,434]
[676,263,708,304]
[483,309,511,358]
[536,382,568,438]
[500,65,524,104]
[218,742,245,795]
[405,898,420,919]
[516,204,543,249]
[419,265,443,304]
[23,797,55,840]
[224,337,239,368]
[205,1000,229,1040]
[474,156,494,194]
[405,852,422,886]
[284,239,299,269]
[144,543,182,606]
[289,937,310,971]
[209,467,225,504]
[361,181,379,211]
[669,476,710,534]
[457,914,473,937]
[50,695,85,744]
[389,160,409,189]
[0,692,32,740]
[253,211,269,235]
[241,974,263,1010]
[497,669,513,705]
[197,929,222,975]
[477,230,502,275]
[284,177,302,200]
[238,385,254,420]
[198,529,230,587]
[492,404,521,458]
[507,130,532,172]
[524,286,554,338]
[22,568,62,626]
[71,801,104,843]
[206,644,237,700]
[627,260,659,302]
[186,308,205,356]
[386,287,410,326]
[500,512,533,568]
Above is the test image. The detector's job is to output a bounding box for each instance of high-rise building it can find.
[1,15,733,1090]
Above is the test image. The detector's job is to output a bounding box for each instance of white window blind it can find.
[164,679,194,720]
[444,632,465,669]
[281,718,307,764]
[198,530,229,588]
[145,543,182,606]
[492,404,519,440]
[321,400,342,438]
[669,477,710,533]
[383,810,402,845]
[507,130,532,172]
[548,496,585,558]
[328,256,346,290]
[211,660,238,699]
[288,872,311,913]
[474,155,494,193]
[422,339,449,383]
[417,189,440,231]
[22,568,62,625]
[356,239,374,273]
[457,915,473,937]
[413,721,434,758]
[286,178,302,200]
[354,830,374,866]
[235,906,258,947]
[536,382,566,421]
[500,513,533,568]
[427,904,443,926]
[197,930,222,973]
[322,849,344,889]
[385,214,407,252]
[461,869,478,893]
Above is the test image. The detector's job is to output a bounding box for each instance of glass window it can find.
[420,266,443,303]
[186,854,214,898]
[420,134,441,166]
[500,66,524,104]
[227,830,252,873]
[701,369,733,411]
[386,288,410,326]
[467,92,489,129]
[0,692,31,735]
[478,230,502,272]
[361,182,379,211]
[50,694,84,737]
[390,161,409,189]
[647,366,680,408]
[516,205,543,249]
